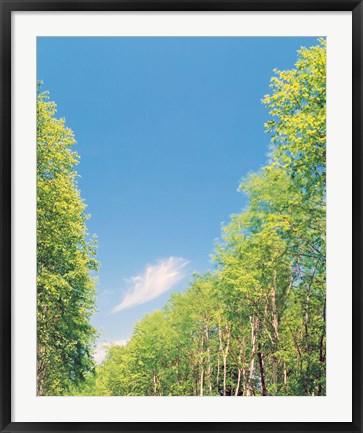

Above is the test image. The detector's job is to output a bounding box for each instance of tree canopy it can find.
[37,86,99,395]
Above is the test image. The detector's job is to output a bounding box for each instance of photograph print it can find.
[36,36,326,397]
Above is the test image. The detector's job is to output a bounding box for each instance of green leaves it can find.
[263,39,326,199]
[37,85,99,396]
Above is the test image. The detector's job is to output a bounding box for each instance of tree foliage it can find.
[37,86,99,395]
[74,39,326,397]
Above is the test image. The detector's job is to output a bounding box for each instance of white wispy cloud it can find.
[93,339,128,365]
[112,257,189,313]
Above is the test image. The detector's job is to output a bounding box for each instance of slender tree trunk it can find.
[304,285,311,394]
[216,318,222,394]
[318,294,326,396]
[222,325,230,396]
[272,356,278,387]
[235,340,244,396]
[235,368,241,396]
[223,354,227,396]
[153,373,158,396]
[194,351,199,395]
[298,258,317,394]
[242,367,247,396]
[257,345,268,396]
[218,320,230,396]
[305,289,311,354]
[271,270,280,392]
[200,367,204,396]
[230,370,234,396]
[283,360,288,394]
[199,333,204,396]
[247,316,257,396]
[216,353,220,394]
[37,348,46,395]
[205,325,212,395]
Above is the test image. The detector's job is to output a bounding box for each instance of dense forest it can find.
[37,39,326,396]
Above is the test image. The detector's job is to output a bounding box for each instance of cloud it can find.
[93,339,128,365]
[112,257,189,313]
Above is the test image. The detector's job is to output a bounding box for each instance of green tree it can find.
[215,38,326,395]
[37,86,99,395]
[263,38,326,197]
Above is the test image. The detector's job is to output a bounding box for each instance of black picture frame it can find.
[1,1,361,432]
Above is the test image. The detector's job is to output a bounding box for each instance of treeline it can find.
[75,39,326,396]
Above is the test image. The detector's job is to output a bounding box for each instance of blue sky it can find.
[37,36,317,361]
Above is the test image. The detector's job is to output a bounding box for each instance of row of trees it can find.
[74,39,326,396]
